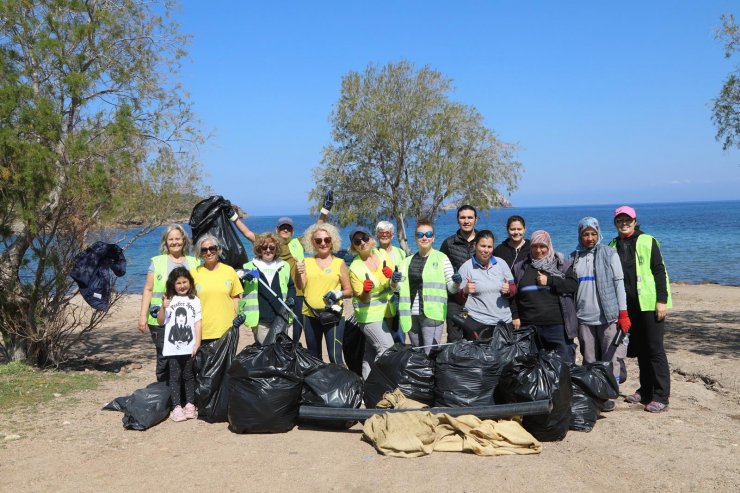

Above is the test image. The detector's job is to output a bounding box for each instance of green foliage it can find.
[309,60,521,248]
[0,0,205,365]
[712,13,740,150]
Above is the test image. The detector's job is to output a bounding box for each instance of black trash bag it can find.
[342,314,365,377]
[189,195,248,269]
[193,325,240,423]
[300,364,363,430]
[232,333,297,374]
[570,381,601,432]
[363,344,435,408]
[571,362,619,401]
[490,324,538,366]
[103,381,171,431]
[497,351,572,442]
[227,368,303,433]
[291,342,326,377]
[569,362,620,432]
[434,341,500,407]
[261,306,293,346]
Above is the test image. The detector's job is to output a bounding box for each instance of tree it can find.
[0,0,204,365]
[309,61,521,251]
[712,13,740,150]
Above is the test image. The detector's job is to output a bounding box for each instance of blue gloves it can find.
[149,305,161,318]
[323,290,341,304]
[243,269,259,282]
[391,267,403,283]
[452,272,462,284]
[233,314,246,327]
[285,297,295,307]
[320,189,334,215]
[323,189,334,211]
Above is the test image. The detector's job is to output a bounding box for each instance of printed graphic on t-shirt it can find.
[162,296,201,357]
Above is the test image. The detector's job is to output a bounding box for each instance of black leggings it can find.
[168,355,195,407]
[148,324,169,382]
[627,301,670,405]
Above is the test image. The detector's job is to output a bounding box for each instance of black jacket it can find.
[440,229,477,272]
[493,239,531,268]
[71,241,126,311]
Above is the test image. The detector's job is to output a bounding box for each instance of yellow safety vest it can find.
[350,249,392,324]
[609,234,672,311]
[148,255,200,325]
[398,249,448,333]
[238,260,292,327]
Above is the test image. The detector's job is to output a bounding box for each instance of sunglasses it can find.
[314,237,332,245]
[200,245,219,254]
[615,217,635,224]
[278,225,293,232]
[262,245,276,252]
[377,232,392,238]
[352,234,370,246]
[416,231,434,239]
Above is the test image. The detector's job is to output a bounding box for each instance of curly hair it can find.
[159,224,192,255]
[254,232,280,259]
[301,223,342,254]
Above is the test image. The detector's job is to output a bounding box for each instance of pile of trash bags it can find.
[104,322,619,440]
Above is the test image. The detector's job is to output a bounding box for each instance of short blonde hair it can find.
[254,232,280,259]
[302,223,342,254]
[159,224,192,255]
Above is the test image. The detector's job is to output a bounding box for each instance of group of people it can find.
[137,200,672,422]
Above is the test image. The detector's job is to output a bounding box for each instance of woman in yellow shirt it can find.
[348,227,401,379]
[295,223,351,364]
[192,234,244,342]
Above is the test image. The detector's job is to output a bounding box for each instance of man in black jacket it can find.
[439,205,478,342]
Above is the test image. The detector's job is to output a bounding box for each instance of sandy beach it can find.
[1,283,738,492]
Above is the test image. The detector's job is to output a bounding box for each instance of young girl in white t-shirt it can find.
[157,267,202,422]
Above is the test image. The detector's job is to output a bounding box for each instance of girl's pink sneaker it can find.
[170,405,186,422]
[183,403,198,420]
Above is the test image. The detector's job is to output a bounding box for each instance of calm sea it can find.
[116,200,740,292]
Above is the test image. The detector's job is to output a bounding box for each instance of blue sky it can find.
[177,1,740,215]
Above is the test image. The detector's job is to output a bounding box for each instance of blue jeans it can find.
[303,315,344,365]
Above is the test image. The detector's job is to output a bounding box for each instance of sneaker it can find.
[624,392,642,404]
[602,399,616,412]
[183,403,198,420]
[644,401,669,413]
[170,405,186,422]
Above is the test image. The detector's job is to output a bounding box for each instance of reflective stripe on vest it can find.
[350,249,391,324]
[398,249,448,332]
[238,260,292,327]
[148,255,200,325]
[609,234,672,311]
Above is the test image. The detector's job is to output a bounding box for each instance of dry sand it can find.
[1,284,738,492]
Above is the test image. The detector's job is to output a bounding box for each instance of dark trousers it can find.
[292,295,305,342]
[168,355,195,407]
[148,324,169,382]
[303,315,345,365]
[445,301,465,342]
[627,301,670,405]
[387,315,405,344]
[532,323,571,363]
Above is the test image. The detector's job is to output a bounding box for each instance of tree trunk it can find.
[395,211,410,254]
